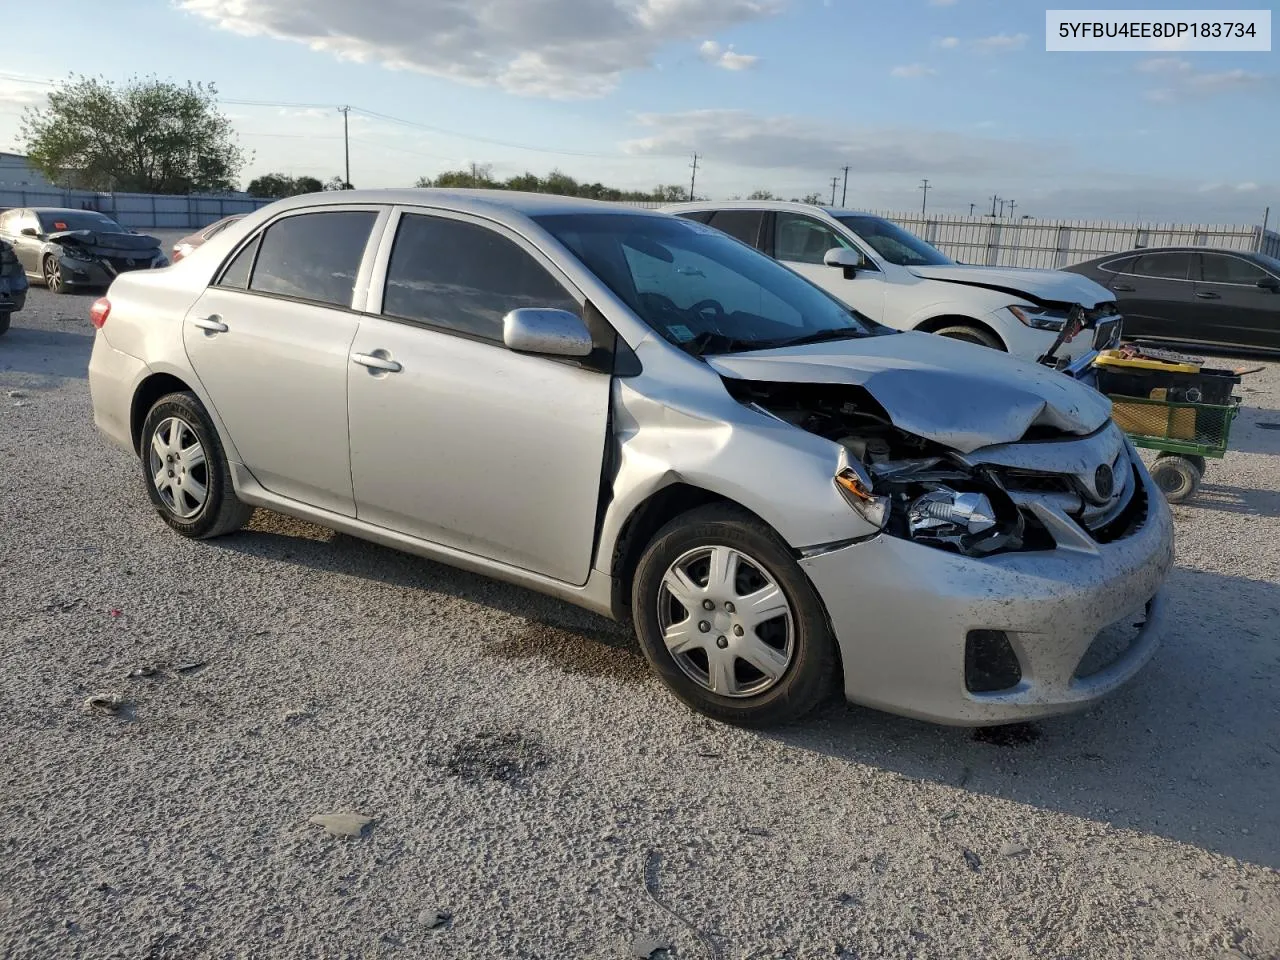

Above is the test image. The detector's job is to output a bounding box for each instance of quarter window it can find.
[773,213,853,265]
[382,214,579,341]
[1200,253,1268,285]
[1130,252,1192,280]
[217,234,260,290]
[247,210,376,308]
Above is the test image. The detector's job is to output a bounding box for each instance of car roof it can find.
[263,188,671,223]
[1076,246,1265,265]
[28,207,116,215]
[663,200,878,218]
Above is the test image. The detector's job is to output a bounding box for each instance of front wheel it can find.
[1157,450,1206,477]
[632,504,838,727]
[43,255,68,294]
[933,323,1004,350]
[140,391,252,538]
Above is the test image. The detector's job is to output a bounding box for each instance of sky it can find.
[0,0,1275,223]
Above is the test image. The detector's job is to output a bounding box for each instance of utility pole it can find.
[919,178,931,217]
[339,106,351,188]
[998,199,1007,217]
[840,165,850,207]
[1261,206,1271,251]
[1006,199,1016,219]
[688,153,700,201]
[829,177,840,205]
[969,203,976,216]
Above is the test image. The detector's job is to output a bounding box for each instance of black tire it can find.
[1157,451,1206,477]
[631,503,838,727]
[1149,455,1201,504]
[933,323,1005,350]
[0,312,9,336]
[140,391,252,539]
[43,255,68,294]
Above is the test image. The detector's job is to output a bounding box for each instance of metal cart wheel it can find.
[1150,455,1202,503]
[1156,451,1207,477]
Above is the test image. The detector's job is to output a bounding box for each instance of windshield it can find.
[37,211,127,234]
[535,213,877,355]
[836,215,953,267]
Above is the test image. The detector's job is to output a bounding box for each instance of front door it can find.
[183,207,383,516]
[769,212,887,322]
[1194,252,1280,350]
[1108,250,1198,342]
[347,209,612,586]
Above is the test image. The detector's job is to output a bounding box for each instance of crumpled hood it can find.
[48,229,161,254]
[908,263,1113,308]
[707,331,1112,453]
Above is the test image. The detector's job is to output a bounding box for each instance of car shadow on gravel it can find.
[1224,403,1280,457]
[769,565,1280,870]
[212,511,652,684]
[0,327,94,381]
[1186,482,1280,518]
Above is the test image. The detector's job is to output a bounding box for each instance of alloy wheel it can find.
[43,257,61,292]
[656,544,795,698]
[148,417,209,519]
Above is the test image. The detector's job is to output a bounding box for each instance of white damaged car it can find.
[666,201,1122,363]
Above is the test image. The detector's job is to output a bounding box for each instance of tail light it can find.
[90,297,111,329]
[172,243,192,262]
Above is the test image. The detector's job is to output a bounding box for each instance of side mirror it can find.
[823,247,867,279]
[20,227,38,237]
[1258,276,1280,292]
[503,308,594,358]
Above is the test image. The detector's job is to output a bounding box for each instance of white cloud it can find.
[698,39,760,70]
[928,0,957,6]
[973,32,1027,53]
[0,74,50,109]
[935,36,960,49]
[180,0,781,99]
[1139,60,1270,103]
[1236,182,1259,192]
[1136,57,1191,74]
[890,64,936,78]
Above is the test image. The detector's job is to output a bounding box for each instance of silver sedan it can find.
[87,190,1174,727]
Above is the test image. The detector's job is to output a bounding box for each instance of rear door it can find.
[183,206,385,516]
[1194,252,1280,350]
[703,209,766,249]
[7,210,43,275]
[346,208,613,585]
[1106,251,1197,342]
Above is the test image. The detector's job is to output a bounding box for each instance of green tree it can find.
[246,172,322,198]
[21,75,245,193]
[323,176,354,191]
[747,189,776,200]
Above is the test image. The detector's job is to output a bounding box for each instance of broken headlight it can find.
[1008,304,1071,335]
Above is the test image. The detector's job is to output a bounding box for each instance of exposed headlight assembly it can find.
[1008,304,1069,334]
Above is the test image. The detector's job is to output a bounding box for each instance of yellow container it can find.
[1111,399,1197,440]
[1093,350,1200,374]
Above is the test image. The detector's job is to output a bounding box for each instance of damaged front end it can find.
[725,377,1144,560]
[48,229,166,285]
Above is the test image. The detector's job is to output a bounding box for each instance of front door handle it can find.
[191,316,229,333]
[1195,291,1221,300]
[1112,284,1135,292]
[351,352,402,373]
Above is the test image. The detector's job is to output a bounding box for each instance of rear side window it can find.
[248,211,376,308]
[382,214,578,341]
[1099,256,1137,274]
[706,210,765,248]
[1130,252,1192,280]
[1200,253,1268,285]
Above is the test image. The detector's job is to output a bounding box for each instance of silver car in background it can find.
[87,190,1174,727]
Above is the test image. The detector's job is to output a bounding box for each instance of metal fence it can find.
[861,211,1280,268]
[0,187,273,230]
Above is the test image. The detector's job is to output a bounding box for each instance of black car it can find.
[0,237,30,335]
[1063,246,1280,352]
[0,207,167,294]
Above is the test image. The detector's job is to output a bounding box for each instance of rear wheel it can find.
[43,255,67,294]
[1158,450,1206,477]
[0,312,9,336]
[933,323,1004,350]
[1149,455,1201,503]
[140,391,252,538]
[632,504,838,727]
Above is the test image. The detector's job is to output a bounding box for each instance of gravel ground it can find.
[2,287,1278,960]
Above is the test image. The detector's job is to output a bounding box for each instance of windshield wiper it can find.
[767,327,866,349]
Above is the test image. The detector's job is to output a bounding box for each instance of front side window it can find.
[835,215,952,267]
[382,214,579,341]
[248,210,376,308]
[1200,254,1268,285]
[774,214,852,265]
[536,212,875,356]
[1131,252,1192,280]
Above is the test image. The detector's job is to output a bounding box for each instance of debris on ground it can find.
[82,694,127,715]
[175,661,206,674]
[281,707,313,724]
[419,909,452,930]
[629,937,673,959]
[127,666,159,680]
[108,609,122,618]
[962,849,982,872]
[999,841,1030,858]
[8,390,26,398]
[309,813,373,838]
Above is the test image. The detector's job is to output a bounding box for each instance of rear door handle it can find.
[1195,291,1221,300]
[1111,284,1134,292]
[191,316,228,333]
[351,352,402,373]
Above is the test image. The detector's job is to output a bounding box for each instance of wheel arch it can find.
[913,313,1007,349]
[130,372,196,454]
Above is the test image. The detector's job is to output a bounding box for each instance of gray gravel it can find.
[2,288,1279,959]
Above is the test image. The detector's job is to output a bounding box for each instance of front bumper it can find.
[800,463,1174,726]
[58,255,160,289]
